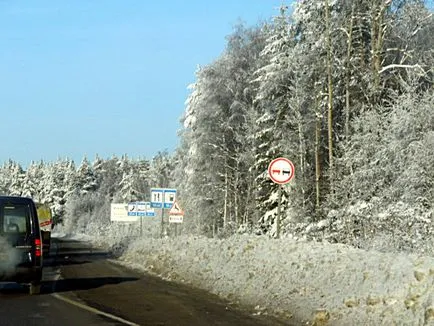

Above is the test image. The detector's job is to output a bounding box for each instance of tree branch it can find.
[379,64,425,74]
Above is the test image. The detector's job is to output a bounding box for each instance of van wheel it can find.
[29,281,41,295]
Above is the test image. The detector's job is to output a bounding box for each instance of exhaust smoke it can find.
[0,236,21,274]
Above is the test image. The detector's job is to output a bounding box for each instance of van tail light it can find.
[35,238,42,257]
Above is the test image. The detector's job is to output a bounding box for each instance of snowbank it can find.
[69,232,434,325]
[52,231,93,242]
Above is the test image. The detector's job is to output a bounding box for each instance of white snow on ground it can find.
[53,230,434,325]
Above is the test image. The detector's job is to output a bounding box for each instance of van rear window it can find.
[1,204,30,234]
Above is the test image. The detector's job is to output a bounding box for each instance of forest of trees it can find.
[1,0,433,253]
[174,0,434,252]
[0,152,173,229]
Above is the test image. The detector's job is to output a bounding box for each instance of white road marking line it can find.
[50,241,140,326]
[52,293,140,326]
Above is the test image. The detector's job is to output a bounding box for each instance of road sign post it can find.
[268,157,295,239]
[169,201,184,237]
[150,188,177,238]
[127,201,156,236]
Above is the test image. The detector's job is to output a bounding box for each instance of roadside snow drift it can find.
[75,231,434,325]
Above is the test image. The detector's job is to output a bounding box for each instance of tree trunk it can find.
[325,0,335,194]
[345,3,355,139]
[371,0,388,102]
[223,169,228,228]
[234,167,239,227]
[293,95,307,211]
[315,110,322,213]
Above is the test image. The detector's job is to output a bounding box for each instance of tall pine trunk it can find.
[370,0,388,103]
[345,3,355,139]
[325,0,335,194]
[223,168,228,228]
[315,94,322,214]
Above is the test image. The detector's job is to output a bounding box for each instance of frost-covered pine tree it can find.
[0,160,17,194]
[92,155,123,201]
[117,162,140,202]
[21,160,45,200]
[38,158,76,224]
[7,161,26,196]
[252,5,311,233]
[74,156,98,196]
[148,151,173,189]
[177,24,268,236]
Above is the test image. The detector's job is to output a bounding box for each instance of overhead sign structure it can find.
[110,203,139,222]
[151,188,177,209]
[128,201,156,217]
[268,157,295,184]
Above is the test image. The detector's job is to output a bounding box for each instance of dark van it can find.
[0,196,43,294]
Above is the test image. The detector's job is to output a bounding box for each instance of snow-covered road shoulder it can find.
[103,235,434,325]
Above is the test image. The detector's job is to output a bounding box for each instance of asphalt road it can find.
[0,237,293,326]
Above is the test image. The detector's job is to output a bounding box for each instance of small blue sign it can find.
[128,201,153,217]
[150,188,164,208]
[150,202,162,208]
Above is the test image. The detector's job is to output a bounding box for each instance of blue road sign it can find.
[163,189,177,209]
[150,188,164,208]
[150,188,177,209]
[128,201,153,217]
[128,202,136,216]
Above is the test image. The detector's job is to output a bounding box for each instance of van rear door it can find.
[0,203,34,268]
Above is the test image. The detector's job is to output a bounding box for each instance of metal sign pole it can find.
[276,185,282,239]
[160,207,164,238]
[268,158,295,240]
[151,188,177,238]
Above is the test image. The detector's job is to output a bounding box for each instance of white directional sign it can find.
[145,205,156,217]
[169,215,183,223]
[128,202,156,217]
[268,157,295,184]
[128,202,137,216]
[137,202,147,214]
[111,203,139,222]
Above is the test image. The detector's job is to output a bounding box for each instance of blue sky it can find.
[0,1,285,167]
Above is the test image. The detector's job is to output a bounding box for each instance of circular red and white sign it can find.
[268,157,295,184]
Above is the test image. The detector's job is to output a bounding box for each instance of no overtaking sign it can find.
[268,157,295,184]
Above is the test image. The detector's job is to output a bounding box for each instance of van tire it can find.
[29,281,41,295]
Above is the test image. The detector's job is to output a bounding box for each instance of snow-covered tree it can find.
[332,81,434,249]
[74,156,98,196]
[8,161,26,196]
[177,23,268,236]
[21,160,45,200]
[0,160,17,195]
